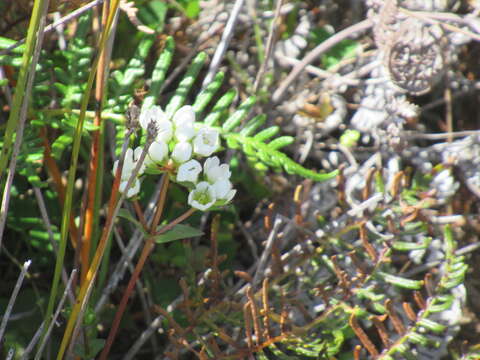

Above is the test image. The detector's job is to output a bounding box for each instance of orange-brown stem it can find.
[133,199,148,230]
[40,127,79,248]
[81,0,109,284]
[99,204,196,360]
[99,169,195,360]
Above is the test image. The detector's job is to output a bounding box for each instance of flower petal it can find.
[119,178,141,198]
[139,106,173,143]
[173,105,195,126]
[188,181,216,211]
[177,159,202,183]
[212,179,233,200]
[171,142,193,163]
[204,156,231,183]
[173,106,196,141]
[155,118,173,143]
[193,128,220,157]
[139,106,165,130]
[148,141,168,164]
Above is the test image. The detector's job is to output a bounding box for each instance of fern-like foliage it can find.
[148,161,468,359]
[102,35,337,182]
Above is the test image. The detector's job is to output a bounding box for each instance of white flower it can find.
[147,141,168,164]
[119,178,141,198]
[193,127,220,157]
[203,156,231,183]
[113,147,145,180]
[188,181,216,211]
[171,142,192,163]
[212,179,236,203]
[139,106,173,143]
[173,105,196,141]
[177,159,201,183]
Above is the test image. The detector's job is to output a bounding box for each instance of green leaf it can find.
[117,209,147,234]
[222,96,256,132]
[254,126,279,142]
[185,0,200,18]
[119,36,155,88]
[154,224,203,244]
[407,332,429,346]
[392,239,430,251]
[417,318,446,333]
[138,0,167,31]
[165,52,207,118]
[311,27,360,69]
[0,36,25,54]
[268,136,294,150]
[204,88,237,126]
[240,114,266,136]
[193,71,224,113]
[378,272,423,289]
[143,36,175,109]
[224,133,338,182]
[339,129,360,148]
[429,296,454,313]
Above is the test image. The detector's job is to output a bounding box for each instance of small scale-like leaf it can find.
[253,126,279,142]
[429,296,454,313]
[407,332,429,346]
[240,114,266,136]
[193,71,224,113]
[356,287,385,302]
[392,240,429,251]
[165,52,207,118]
[443,275,466,290]
[120,36,154,87]
[444,224,454,255]
[204,88,237,126]
[267,136,294,150]
[395,343,409,353]
[0,55,23,67]
[450,260,468,272]
[418,318,446,333]
[222,96,256,132]
[0,36,26,54]
[379,272,423,289]
[226,136,240,149]
[143,36,175,109]
[154,224,204,244]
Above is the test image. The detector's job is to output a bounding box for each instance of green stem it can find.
[43,0,121,354]
[0,0,48,181]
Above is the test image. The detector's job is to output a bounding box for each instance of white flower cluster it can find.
[112,105,235,210]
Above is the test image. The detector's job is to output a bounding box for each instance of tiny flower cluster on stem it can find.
[112,105,235,210]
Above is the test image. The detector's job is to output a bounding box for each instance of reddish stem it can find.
[99,177,196,360]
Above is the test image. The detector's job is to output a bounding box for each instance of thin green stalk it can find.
[91,120,106,292]
[253,21,265,65]
[0,0,48,181]
[56,126,148,359]
[0,0,50,246]
[42,0,121,350]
